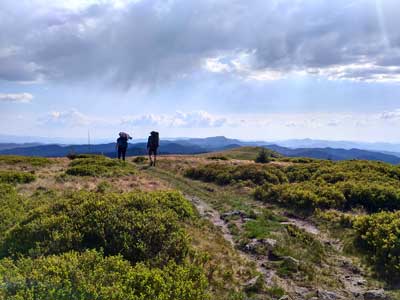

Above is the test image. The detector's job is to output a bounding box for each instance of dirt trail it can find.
[187,195,234,246]
[281,216,380,299]
[186,194,382,299]
[185,195,278,283]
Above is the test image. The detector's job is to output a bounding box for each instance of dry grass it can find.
[16,157,168,195]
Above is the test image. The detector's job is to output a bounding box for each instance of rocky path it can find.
[282,215,387,300]
[188,195,235,246]
[186,194,388,300]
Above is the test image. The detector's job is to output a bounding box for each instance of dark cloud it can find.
[1,0,400,86]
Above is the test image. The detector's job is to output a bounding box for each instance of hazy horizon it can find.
[2,0,400,142]
[4,133,400,146]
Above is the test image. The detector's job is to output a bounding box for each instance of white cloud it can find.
[124,111,228,128]
[379,109,400,121]
[40,109,92,127]
[203,57,232,73]
[0,93,33,103]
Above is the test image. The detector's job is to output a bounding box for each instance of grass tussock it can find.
[65,155,136,177]
[0,170,36,184]
[0,155,52,167]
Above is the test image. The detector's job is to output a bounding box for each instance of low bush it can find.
[1,191,193,265]
[314,209,354,228]
[254,182,345,212]
[338,181,400,212]
[132,156,147,163]
[0,170,36,184]
[0,184,26,237]
[0,155,52,167]
[207,156,228,161]
[255,149,270,164]
[0,249,209,300]
[65,155,136,177]
[353,211,400,282]
[185,163,288,186]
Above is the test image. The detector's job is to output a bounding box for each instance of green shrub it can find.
[65,155,136,177]
[338,181,400,212]
[315,209,354,228]
[255,149,270,164]
[132,156,147,163]
[185,163,288,186]
[255,182,345,212]
[0,170,36,184]
[207,156,228,161]
[0,155,52,167]
[96,180,113,193]
[66,152,104,160]
[1,191,193,265]
[353,211,400,282]
[0,250,208,300]
[0,184,26,238]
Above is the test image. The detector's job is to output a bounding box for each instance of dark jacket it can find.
[147,136,158,149]
[117,137,128,148]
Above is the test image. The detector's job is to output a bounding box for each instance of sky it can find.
[1,0,400,142]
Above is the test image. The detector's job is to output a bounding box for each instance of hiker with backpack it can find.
[116,132,132,161]
[147,131,159,166]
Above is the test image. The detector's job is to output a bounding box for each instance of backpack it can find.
[117,137,128,148]
[119,132,132,139]
[149,131,159,148]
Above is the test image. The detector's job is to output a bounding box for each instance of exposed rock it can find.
[221,210,244,220]
[220,210,254,221]
[341,260,361,274]
[243,275,259,288]
[263,238,278,251]
[317,290,343,299]
[243,238,259,253]
[363,289,388,300]
[356,279,367,286]
[243,238,278,255]
[279,296,291,300]
[294,286,310,297]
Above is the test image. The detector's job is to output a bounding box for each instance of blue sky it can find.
[1,0,400,142]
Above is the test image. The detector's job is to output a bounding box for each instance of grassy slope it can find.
[141,157,355,298]
[3,152,399,299]
[0,155,258,300]
[141,151,400,299]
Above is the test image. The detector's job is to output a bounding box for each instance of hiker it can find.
[116,132,132,161]
[147,131,159,166]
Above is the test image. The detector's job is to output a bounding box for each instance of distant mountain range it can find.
[1,136,400,164]
[269,138,400,154]
[3,134,400,153]
[265,145,400,164]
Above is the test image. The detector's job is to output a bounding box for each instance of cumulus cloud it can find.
[379,109,400,121]
[1,0,400,86]
[124,111,227,128]
[40,109,92,127]
[0,93,33,103]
